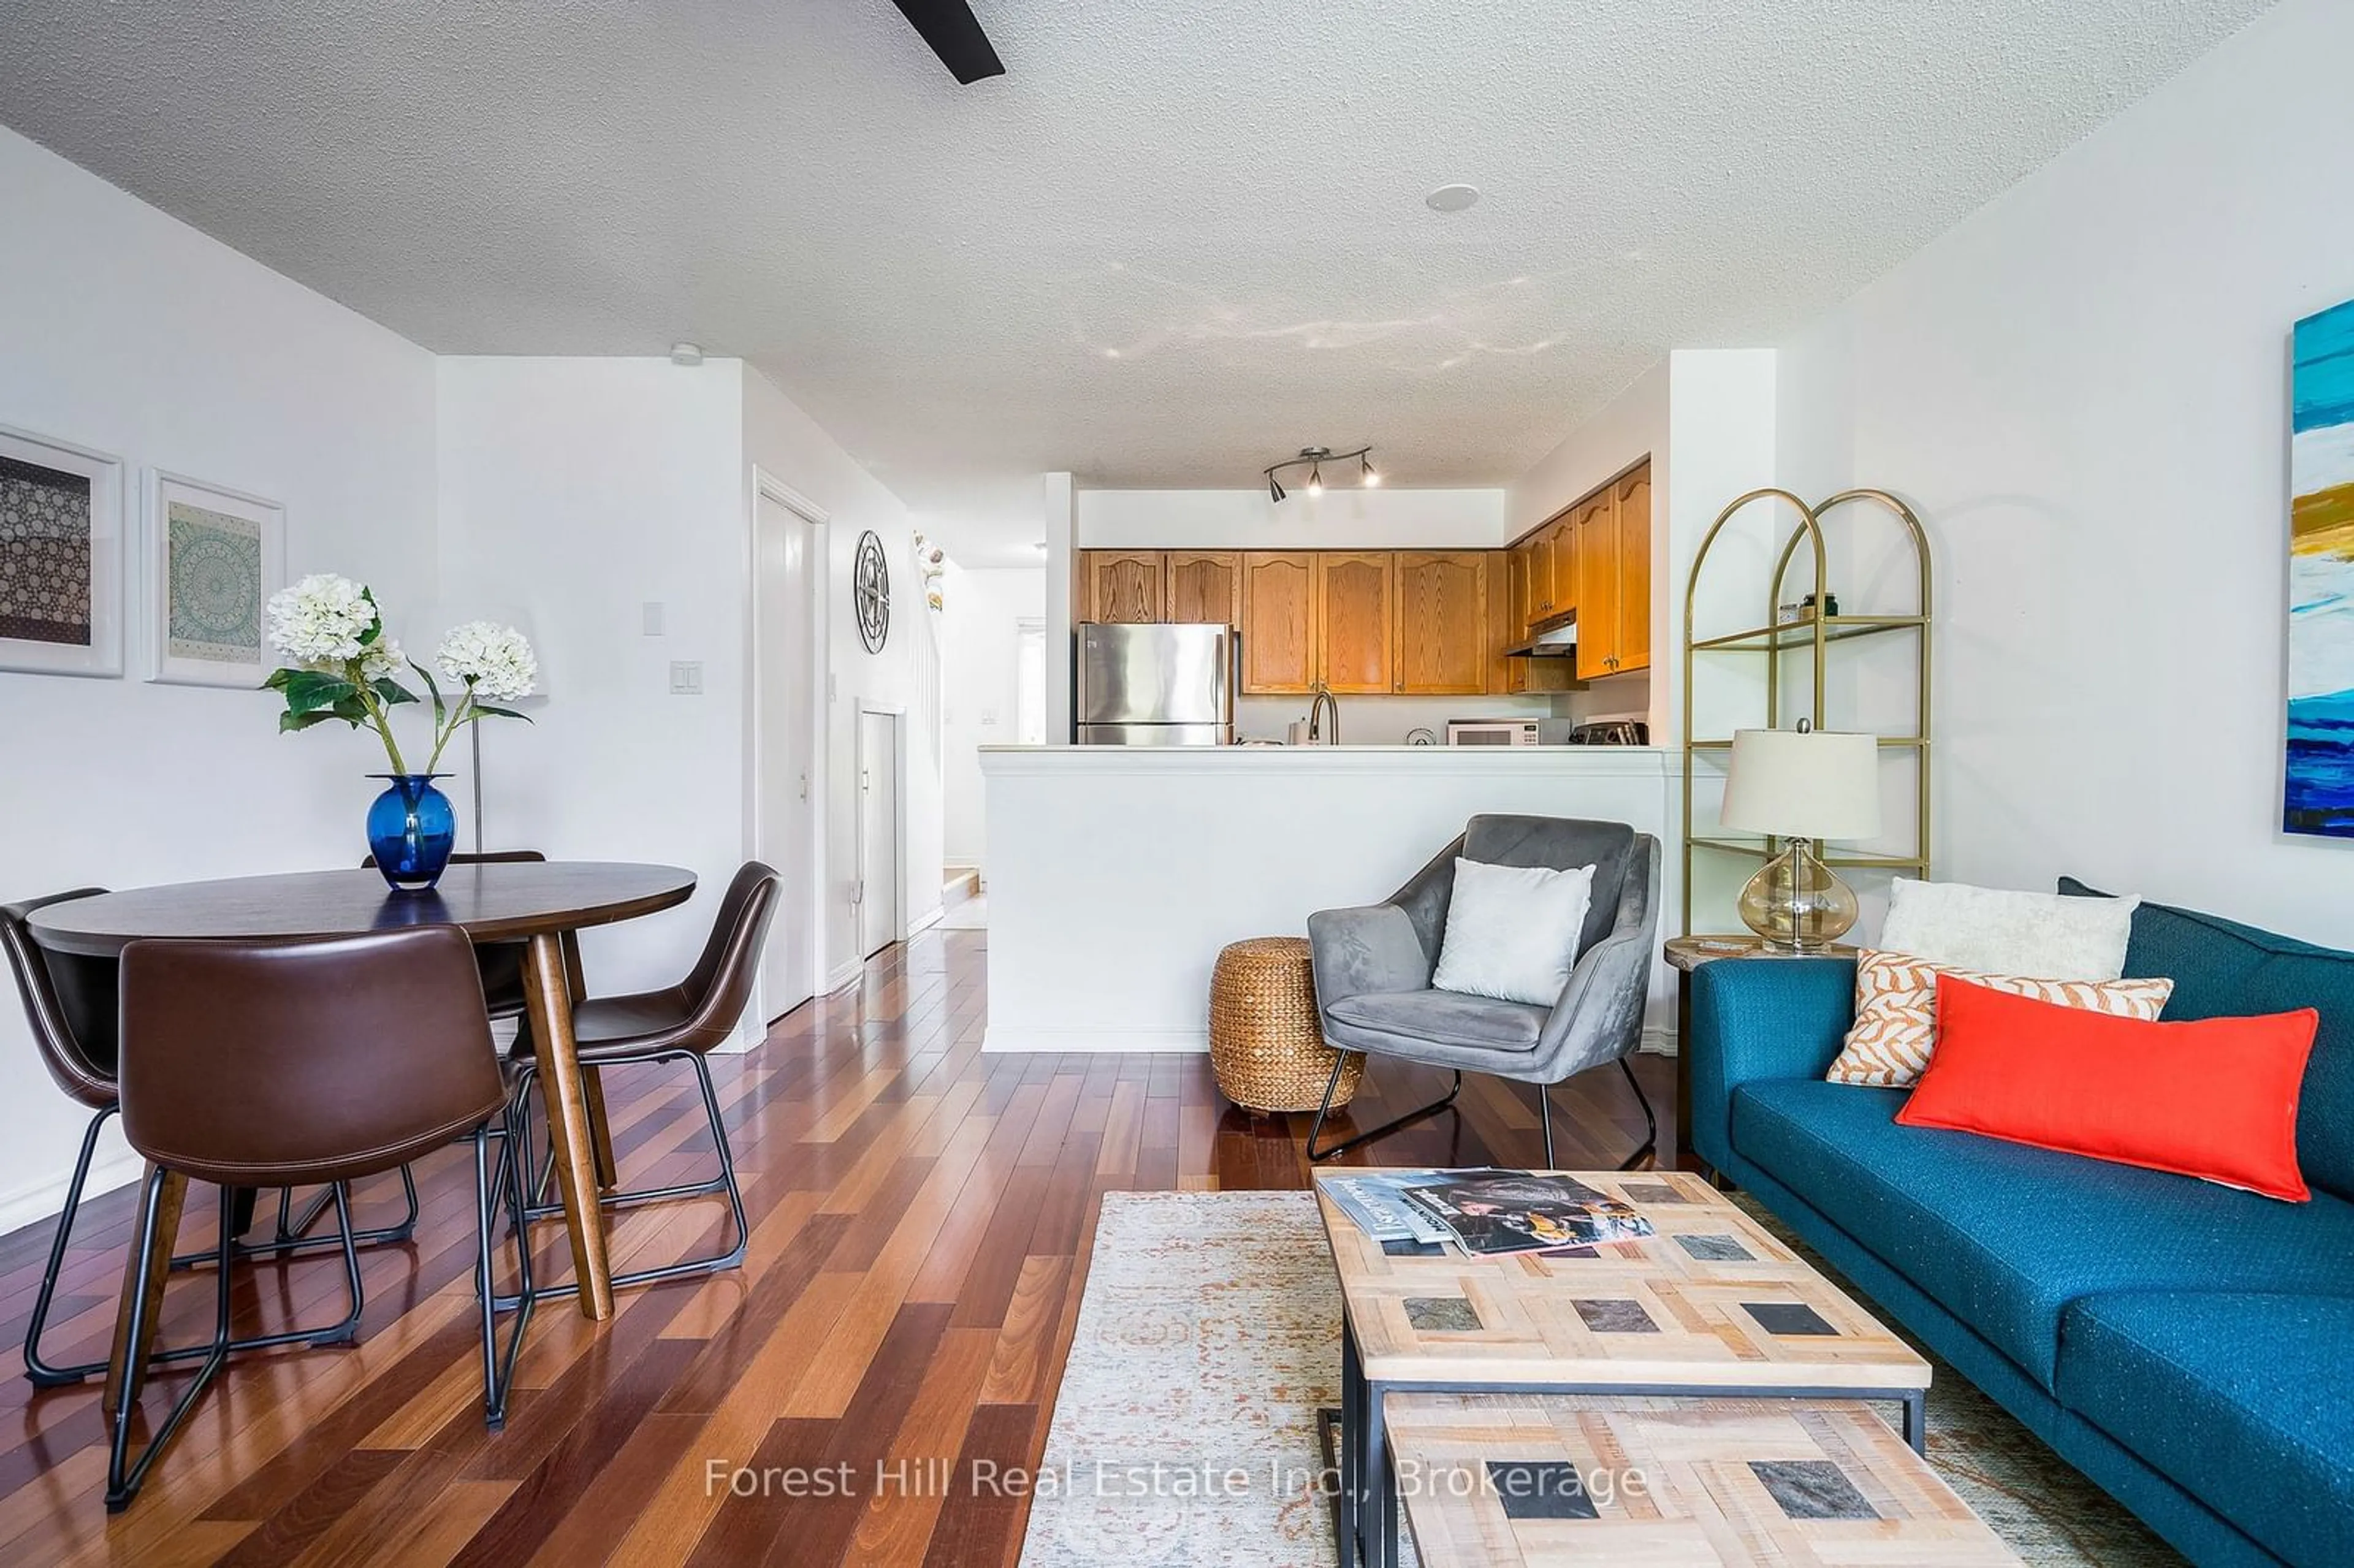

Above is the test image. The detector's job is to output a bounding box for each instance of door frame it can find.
[745,468,831,1030]
[854,699,908,957]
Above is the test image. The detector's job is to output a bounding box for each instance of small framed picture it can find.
[0,424,126,678]
[144,471,286,688]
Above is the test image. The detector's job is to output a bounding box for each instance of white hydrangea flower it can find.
[436,621,538,702]
[358,634,406,682]
[266,573,380,668]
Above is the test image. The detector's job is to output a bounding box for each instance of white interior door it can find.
[755,490,819,1019]
[858,709,902,958]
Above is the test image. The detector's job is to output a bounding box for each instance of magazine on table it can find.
[1320,1168,1512,1245]
[1401,1173,1656,1255]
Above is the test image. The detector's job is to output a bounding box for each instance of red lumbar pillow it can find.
[1896,975,2319,1201]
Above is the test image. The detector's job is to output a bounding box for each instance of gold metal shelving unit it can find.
[1680,488,1933,935]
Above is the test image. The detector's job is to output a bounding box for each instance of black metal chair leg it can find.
[34,1162,369,1390]
[1539,1082,1556,1168]
[171,1163,417,1273]
[1617,1057,1658,1171]
[107,1173,234,1512]
[473,1125,533,1428]
[497,1051,752,1306]
[1304,1056,1462,1162]
[25,1107,113,1388]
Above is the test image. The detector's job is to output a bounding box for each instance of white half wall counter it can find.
[978,745,1683,1054]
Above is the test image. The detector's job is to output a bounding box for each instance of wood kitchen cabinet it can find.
[1240,551,1317,693]
[1504,456,1654,682]
[1548,514,1579,624]
[1084,550,1165,623]
[1524,530,1558,623]
[1613,463,1653,673]
[1314,552,1396,695]
[1165,550,1241,626]
[1574,493,1617,680]
[1395,551,1488,695]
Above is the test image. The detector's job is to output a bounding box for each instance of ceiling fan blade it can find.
[891,0,1005,85]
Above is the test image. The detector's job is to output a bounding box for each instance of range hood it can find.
[1506,617,1579,658]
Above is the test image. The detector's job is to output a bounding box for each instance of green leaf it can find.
[467,704,532,724]
[278,709,341,733]
[372,678,419,707]
[358,586,381,646]
[261,667,293,691]
[411,659,448,733]
[329,695,372,726]
[281,670,356,715]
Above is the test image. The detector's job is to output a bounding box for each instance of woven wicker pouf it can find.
[1209,936,1364,1114]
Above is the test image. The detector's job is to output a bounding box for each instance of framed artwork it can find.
[144,471,285,688]
[2288,297,2354,837]
[0,424,124,677]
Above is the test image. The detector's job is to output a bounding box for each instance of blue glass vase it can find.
[367,774,457,891]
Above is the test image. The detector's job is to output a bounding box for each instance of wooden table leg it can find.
[105,1165,186,1419]
[582,1068,620,1192]
[523,931,615,1320]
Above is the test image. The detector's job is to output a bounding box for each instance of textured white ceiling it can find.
[0,0,2274,561]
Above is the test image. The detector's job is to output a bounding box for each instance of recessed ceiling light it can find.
[1425,183,1480,213]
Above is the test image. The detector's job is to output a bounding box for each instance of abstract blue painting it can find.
[2288,297,2354,837]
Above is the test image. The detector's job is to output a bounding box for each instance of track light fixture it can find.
[1262,446,1377,503]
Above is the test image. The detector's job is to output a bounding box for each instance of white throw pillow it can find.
[1430,858,1596,1008]
[1876,877,2138,981]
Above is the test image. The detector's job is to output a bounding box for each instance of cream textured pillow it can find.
[1826,949,2175,1087]
[1430,858,1596,1008]
[1878,877,2139,980]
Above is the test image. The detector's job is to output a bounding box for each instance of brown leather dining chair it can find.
[2,892,386,1390]
[506,861,778,1300]
[107,926,533,1511]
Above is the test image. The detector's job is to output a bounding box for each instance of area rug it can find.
[1017,1190,2182,1566]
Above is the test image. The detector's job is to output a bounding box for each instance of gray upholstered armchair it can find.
[1304,814,1661,1166]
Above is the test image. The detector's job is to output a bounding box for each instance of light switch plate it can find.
[669,660,703,695]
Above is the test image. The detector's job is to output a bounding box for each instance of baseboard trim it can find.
[907,905,945,937]
[0,1145,143,1241]
[1639,1025,1675,1056]
[983,1024,1209,1055]
[825,959,864,994]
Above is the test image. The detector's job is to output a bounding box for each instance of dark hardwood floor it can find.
[0,925,1672,1566]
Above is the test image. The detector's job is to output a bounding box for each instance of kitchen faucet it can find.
[1306,680,1339,746]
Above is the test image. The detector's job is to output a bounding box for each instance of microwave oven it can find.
[1444,718,1579,746]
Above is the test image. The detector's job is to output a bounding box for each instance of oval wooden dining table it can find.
[27,861,697,1374]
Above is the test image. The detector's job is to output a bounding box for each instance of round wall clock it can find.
[853,530,891,653]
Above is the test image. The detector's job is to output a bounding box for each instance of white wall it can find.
[939,563,1045,869]
[0,126,440,1228]
[435,358,753,999]
[983,746,1682,1054]
[743,368,945,974]
[1080,487,1507,550]
[1772,0,2354,947]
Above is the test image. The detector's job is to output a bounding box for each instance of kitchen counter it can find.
[976,744,1682,1054]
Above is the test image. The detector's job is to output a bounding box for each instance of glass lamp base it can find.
[1736,839,1860,953]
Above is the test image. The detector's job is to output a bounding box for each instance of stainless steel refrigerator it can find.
[1075,622,1233,745]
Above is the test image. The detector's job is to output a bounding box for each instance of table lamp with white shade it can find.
[1718,722,1884,953]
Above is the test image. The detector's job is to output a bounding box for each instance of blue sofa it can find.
[1688,885,2354,1568]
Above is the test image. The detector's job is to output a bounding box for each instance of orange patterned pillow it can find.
[1825,950,2174,1087]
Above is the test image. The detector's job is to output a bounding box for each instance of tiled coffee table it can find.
[1384,1393,2020,1566]
[1316,1170,1932,1568]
